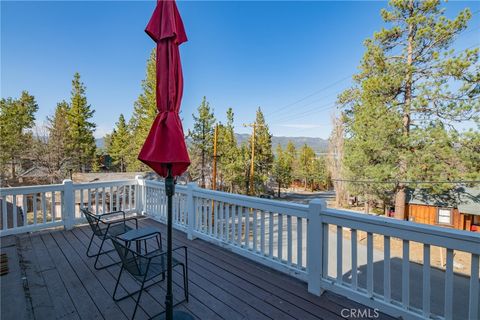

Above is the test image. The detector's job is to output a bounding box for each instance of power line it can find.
[265,75,351,118]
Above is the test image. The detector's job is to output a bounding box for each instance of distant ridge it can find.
[235,133,328,154]
[96,134,329,154]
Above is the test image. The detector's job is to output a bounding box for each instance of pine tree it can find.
[108,114,131,172]
[128,49,157,171]
[248,107,273,195]
[339,0,479,219]
[310,156,329,191]
[272,144,294,197]
[189,97,216,188]
[216,108,243,192]
[67,72,96,173]
[298,144,316,189]
[0,91,38,179]
[46,101,71,178]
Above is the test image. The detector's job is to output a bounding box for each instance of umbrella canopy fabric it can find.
[138,0,190,177]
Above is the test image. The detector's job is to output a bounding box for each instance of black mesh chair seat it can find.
[111,237,189,320]
[103,223,133,238]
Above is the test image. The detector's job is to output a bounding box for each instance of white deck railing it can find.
[1,177,479,320]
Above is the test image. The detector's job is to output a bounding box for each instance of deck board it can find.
[1,218,397,320]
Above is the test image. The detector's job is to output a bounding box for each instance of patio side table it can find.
[116,226,162,254]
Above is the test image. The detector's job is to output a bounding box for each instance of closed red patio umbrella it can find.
[138,1,192,319]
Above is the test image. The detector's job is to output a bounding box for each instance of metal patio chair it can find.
[81,208,139,270]
[111,237,189,320]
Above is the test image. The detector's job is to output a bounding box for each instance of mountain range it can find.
[96,134,328,154]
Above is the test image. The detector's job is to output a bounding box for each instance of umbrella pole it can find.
[164,164,193,320]
[165,164,174,320]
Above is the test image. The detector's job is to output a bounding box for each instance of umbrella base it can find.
[156,311,194,320]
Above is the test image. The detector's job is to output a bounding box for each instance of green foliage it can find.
[108,114,131,172]
[127,49,158,171]
[188,97,216,187]
[46,101,71,178]
[0,91,38,179]
[216,108,244,193]
[272,144,294,196]
[298,144,316,189]
[66,72,96,173]
[339,0,480,212]
[249,107,273,194]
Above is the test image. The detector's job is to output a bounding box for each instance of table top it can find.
[117,226,161,242]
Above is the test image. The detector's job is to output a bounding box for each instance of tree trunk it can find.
[11,157,16,179]
[278,182,281,198]
[394,0,414,220]
[201,150,205,188]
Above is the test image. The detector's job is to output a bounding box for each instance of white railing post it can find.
[135,175,145,215]
[307,198,325,296]
[186,182,197,240]
[62,179,75,230]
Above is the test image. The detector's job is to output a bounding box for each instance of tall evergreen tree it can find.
[46,101,71,178]
[298,144,316,189]
[339,0,479,219]
[272,144,294,197]
[128,49,157,171]
[67,72,96,173]
[108,114,131,172]
[217,108,243,192]
[0,91,38,179]
[189,97,216,188]
[248,107,273,194]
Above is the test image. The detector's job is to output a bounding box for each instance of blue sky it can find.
[2,1,479,139]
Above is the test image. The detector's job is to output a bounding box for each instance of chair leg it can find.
[86,233,96,257]
[112,265,124,301]
[181,264,188,302]
[131,275,148,320]
[94,236,119,270]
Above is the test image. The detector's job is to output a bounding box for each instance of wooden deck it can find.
[1,217,396,320]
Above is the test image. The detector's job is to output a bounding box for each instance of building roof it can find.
[407,186,480,216]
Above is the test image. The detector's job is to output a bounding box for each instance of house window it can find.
[437,208,453,225]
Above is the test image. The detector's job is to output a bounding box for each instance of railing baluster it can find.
[260,211,266,255]
[297,217,303,268]
[116,186,120,211]
[129,185,133,209]
[245,208,250,249]
[95,188,99,214]
[351,229,358,290]
[102,187,106,213]
[322,222,328,277]
[445,249,454,319]
[80,189,84,210]
[367,232,373,296]
[122,186,126,211]
[109,187,113,212]
[225,203,230,242]
[12,195,17,228]
[52,192,56,221]
[88,189,92,211]
[402,240,410,308]
[384,235,391,302]
[42,193,47,224]
[253,209,258,252]
[231,204,236,242]
[219,202,224,239]
[277,213,283,261]
[2,196,7,230]
[208,200,212,235]
[287,215,292,265]
[423,244,431,317]
[269,212,274,258]
[469,254,479,320]
[214,201,218,237]
[237,206,242,245]
[337,226,343,283]
[33,193,38,225]
[22,195,27,225]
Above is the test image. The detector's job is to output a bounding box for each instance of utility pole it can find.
[243,123,257,195]
[212,124,218,191]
